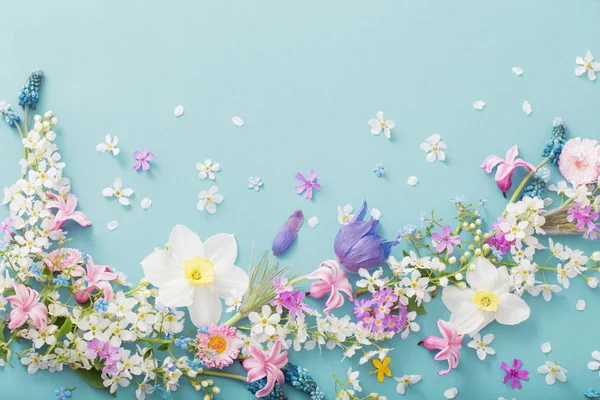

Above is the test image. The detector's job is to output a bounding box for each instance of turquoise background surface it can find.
[1,0,600,398]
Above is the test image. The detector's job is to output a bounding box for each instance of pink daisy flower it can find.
[43,248,83,272]
[197,324,243,369]
[558,138,600,185]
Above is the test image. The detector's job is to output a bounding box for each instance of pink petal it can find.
[145,152,155,161]
[295,173,307,183]
[133,151,142,159]
[28,304,48,329]
[481,155,504,173]
[295,184,307,194]
[133,160,142,171]
[307,170,318,182]
[504,145,519,164]
[304,186,313,199]
[69,211,92,227]
[513,158,536,172]
[8,308,28,329]
[142,161,150,171]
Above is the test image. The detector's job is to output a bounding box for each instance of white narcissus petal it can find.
[174,105,184,117]
[444,387,458,399]
[512,67,524,75]
[442,286,475,312]
[449,302,485,335]
[407,176,418,186]
[495,293,530,325]
[308,216,319,228]
[140,249,178,287]
[212,265,249,298]
[473,100,486,110]
[168,225,205,263]
[522,101,532,115]
[188,287,222,327]
[541,342,552,353]
[141,198,152,209]
[232,116,244,126]
[156,277,194,307]
[466,257,498,291]
[107,220,118,231]
[203,233,237,269]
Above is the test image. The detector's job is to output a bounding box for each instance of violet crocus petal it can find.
[333,220,377,259]
[336,235,385,272]
[272,210,304,256]
[353,200,368,222]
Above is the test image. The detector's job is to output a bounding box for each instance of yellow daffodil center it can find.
[208,336,227,354]
[473,290,499,312]
[184,257,215,285]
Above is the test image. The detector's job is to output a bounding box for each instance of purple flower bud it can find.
[272,210,304,256]
[333,201,397,273]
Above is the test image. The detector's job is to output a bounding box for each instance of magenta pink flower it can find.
[6,284,48,330]
[133,148,154,171]
[419,319,463,375]
[295,170,321,200]
[243,339,288,398]
[71,258,118,303]
[481,145,536,195]
[501,358,529,389]
[0,217,13,241]
[308,260,353,314]
[567,204,600,239]
[46,192,92,231]
[431,225,461,254]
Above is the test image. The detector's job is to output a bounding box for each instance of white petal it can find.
[140,249,179,287]
[442,286,475,312]
[575,65,587,76]
[588,361,600,371]
[473,100,485,110]
[308,216,319,228]
[427,133,441,145]
[522,101,532,115]
[444,387,458,399]
[96,144,108,152]
[426,152,437,163]
[174,105,184,117]
[113,178,122,189]
[203,234,237,269]
[188,287,222,327]
[156,277,194,307]
[370,208,382,220]
[102,188,114,197]
[576,299,586,311]
[212,265,249,298]
[482,334,494,344]
[466,257,498,291]
[420,142,432,152]
[588,68,597,81]
[205,202,217,214]
[120,188,134,197]
[407,176,418,186]
[495,293,530,325]
[449,302,485,334]
[585,50,594,62]
[512,67,524,76]
[545,373,555,385]
[541,342,552,353]
[107,220,118,231]
[593,350,600,361]
[437,151,446,161]
[168,225,205,263]
[118,197,130,206]
[141,197,152,209]
[232,116,244,126]
[376,111,384,120]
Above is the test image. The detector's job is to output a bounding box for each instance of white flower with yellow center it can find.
[96,133,120,156]
[367,111,395,139]
[394,374,421,395]
[467,333,495,360]
[102,178,134,206]
[442,257,530,335]
[197,186,224,214]
[420,133,447,162]
[141,225,249,327]
[537,361,567,385]
[196,159,221,180]
[575,50,600,80]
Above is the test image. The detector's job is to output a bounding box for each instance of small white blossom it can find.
[575,50,600,80]
[337,204,354,225]
[395,374,421,395]
[467,333,495,360]
[248,305,280,336]
[420,134,446,162]
[96,134,120,156]
[196,159,220,180]
[537,361,567,385]
[356,268,385,293]
[197,186,223,214]
[368,111,395,139]
[102,178,134,206]
[346,368,362,392]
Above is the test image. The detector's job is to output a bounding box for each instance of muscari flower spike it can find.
[246,378,287,400]
[283,363,325,400]
[0,100,20,127]
[521,167,551,199]
[18,69,44,109]
[542,117,566,165]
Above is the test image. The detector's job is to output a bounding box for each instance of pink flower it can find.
[43,248,83,272]
[45,192,92,231]
[558,138,600,185]
[419,320,463,376]
[431,225,461,254]
[243,339,288,398]
[133,148,154,171]
[501,358,529,389]
[308,260,353,314]
[71,257,118,303]
[0,217,13,241]
[6,284,48,330]
[197,324,243,369]
[481,145,536,195]
[295,170,321,200]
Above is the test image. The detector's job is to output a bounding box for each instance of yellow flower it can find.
[371,356,392,382]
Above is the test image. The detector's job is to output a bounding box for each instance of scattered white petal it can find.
[308,216,319,228]
[107,220,118,231]
[522,101,532,115]
[444,387,458,399]
[473,100,486,110]
[174,105,184,117]
[512,67,524,76]
[407,176,418,186]
[232,116,244,126]
[141,197,152,209]
[541,342,552,353]
[370,208,382,220]
[576,299,586,311]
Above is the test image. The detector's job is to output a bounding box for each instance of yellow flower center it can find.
[473,290,499,312]
[585,61,593,69]
[208,335,227,354]
[205,196,213,203]
[379,121,386,128]
[432,145,439,151]
[115,189,121,197]
[184,257,215,285]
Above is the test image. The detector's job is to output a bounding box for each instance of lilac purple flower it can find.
[0,217,13,241]
[273,277,293,295]
[501,358,529,389]
[272,210,304,256]
[567,204,599,239]
[271,289,311,319]
[431,225,461,254]
[133,148,154,171]
[295,170,321,200]
[353,288,406,334]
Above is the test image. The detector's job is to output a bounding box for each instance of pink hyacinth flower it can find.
[295,170,321,200]
[308,260,353,314]
[419,319,463,376]
[481,145,536,195]
[243,339,288,398]
[71,258,118,303]
[6,284,48,330]
[133,148,154,171]
[45,191,92,231]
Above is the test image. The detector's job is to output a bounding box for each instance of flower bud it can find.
[455,273,464,281]
[591,251,600,261]
[587,277,599,289]
[474,248,482,256]
[457,281,467,289]
[475,219,482,226]
[439,277,449,287]
[448,256,456,265]
[44,110,53,119]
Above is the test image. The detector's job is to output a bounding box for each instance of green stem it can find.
[24,105,29,133]
[506,157,551,206]
[223,311,243,327]
[201,370,247,382]
[138,337,173,344]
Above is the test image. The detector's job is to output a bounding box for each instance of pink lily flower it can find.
[46,191,92,231]
[295,170,321,200]
[307,260,353,314]
[6,284,48,330]
[243,339,288,398]
[71,257,118,303]
[481,145,536,196]
[419,319,463,376]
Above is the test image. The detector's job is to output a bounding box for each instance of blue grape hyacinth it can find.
[522,167,551,199]
[18,69,44,109]
[246,378,287,400]
[0,100,20,127]
[542,117,566,165]
[283,363,325,400]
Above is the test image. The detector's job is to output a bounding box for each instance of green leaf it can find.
[143,348,154,360]
[74,368,115,396]
[402,250,410,258]
[0,321,5,343]
[156,343,169,352]
[407,299,427,314]
[56,317,73,340]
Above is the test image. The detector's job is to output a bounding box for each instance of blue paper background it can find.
[1,0,600,398]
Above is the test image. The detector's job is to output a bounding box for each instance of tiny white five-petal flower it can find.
[467,333,495,360]
[395,374,421,395]
[575,50,600,80]
[420,134,447,162]
[248,305,280,335]
[346,368,362,392]
[96,134,120,156]
[368,111,395,139]
[102,178,134,206]
[337,204,354,225]
[537,361,567,385]
[197,186,223,214]
[196,159,221,180]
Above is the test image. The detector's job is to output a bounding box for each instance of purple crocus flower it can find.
[333,201,397,273]
[501,358,529,389]
[431,225,461,254]
[272,209,304,256]
[133,148,154,171]
[295,170,321,200]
